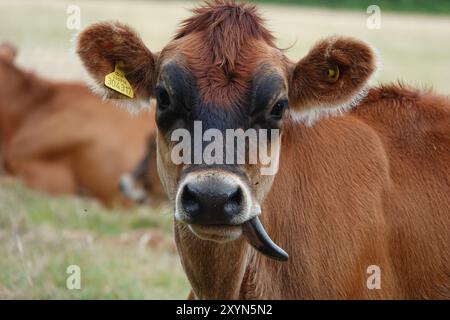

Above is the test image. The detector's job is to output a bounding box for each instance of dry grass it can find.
[0,179,190,299]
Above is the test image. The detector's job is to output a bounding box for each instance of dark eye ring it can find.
[155,87,171,109]
[270,99,287,120]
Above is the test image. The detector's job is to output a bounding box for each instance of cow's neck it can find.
[174,221,252,299]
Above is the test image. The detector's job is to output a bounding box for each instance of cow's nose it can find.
[180,180,243,225]
[119,176,127,193]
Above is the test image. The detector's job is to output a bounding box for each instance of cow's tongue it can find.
[242,217,288,261]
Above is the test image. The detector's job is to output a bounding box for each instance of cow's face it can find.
[77,2,376,260]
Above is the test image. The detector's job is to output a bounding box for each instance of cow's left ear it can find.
[288,36,377,126]
[0,42,17,63]
[77,22,157,108]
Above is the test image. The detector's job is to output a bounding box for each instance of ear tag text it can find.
[104,62,134,98]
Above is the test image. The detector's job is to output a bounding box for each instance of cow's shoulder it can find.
[353,83,450,137]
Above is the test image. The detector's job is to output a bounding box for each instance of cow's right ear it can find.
[77,22,157,108]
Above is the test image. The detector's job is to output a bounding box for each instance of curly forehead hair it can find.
[175,0,276,73]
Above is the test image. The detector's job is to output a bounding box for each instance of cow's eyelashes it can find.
[155,87,171,109]
[270,99,288,120]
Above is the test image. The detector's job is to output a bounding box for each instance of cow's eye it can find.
[155,87,171,109]
[270,99,288,120]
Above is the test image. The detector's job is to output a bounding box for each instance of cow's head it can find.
[77,1,376,261]
[0,42,17,64]
[0,42,19,99]
[119,132,167,205]
[0,42,20,146]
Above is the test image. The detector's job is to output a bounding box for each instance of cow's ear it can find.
[288,36,377,126]
[77,22,157,109]
[0,42,17,63]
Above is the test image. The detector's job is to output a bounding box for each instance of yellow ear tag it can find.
[104,62,134,98]
[327,65,340,83]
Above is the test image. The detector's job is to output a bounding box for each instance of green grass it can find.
[0,181,190,299]
[256,0,450,15]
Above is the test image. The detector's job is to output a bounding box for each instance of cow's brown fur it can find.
[175,83,450,299]
[290,36,376,110]
[171,0,281,106]
[77,1,450,298]
[77,22,157,103]
[0,44,156,205]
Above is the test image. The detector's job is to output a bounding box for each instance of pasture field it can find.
[0,179,189,299]
[0,0,449,299]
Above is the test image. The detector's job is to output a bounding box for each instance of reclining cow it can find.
[77,1,449,298]
[119,132,167,205]
[0,42,156,206]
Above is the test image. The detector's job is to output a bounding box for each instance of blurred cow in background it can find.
[119,132,167,205]
[0,42,157,206]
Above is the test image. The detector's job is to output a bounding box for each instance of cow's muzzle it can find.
[175,171,289,262]
[119,173,147,203]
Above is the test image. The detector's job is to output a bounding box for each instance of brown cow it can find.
[0,42,157,206]
[119,132,167,205]
[77,1,450,298]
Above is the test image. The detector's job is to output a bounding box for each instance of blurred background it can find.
[0,0,449,299]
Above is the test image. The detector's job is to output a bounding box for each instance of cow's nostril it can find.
[181,184,201,217]
[224,187,243,217]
